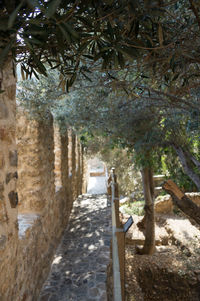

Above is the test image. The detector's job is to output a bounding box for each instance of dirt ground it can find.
[121,212,200,301]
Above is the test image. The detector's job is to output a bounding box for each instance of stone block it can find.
[6,172,18,184]
[9,150,18,167]
[0,183,4,199]
[8,191,18,208]
[0,127,15,143]
[0,128,6,141]
[0,235,7,250]
[155,195,173,214]
[0,152,4,169]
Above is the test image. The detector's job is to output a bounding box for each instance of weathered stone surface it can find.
[0,235,7,249]
[17,112,54,211]
[0,102,8,119]
[9,150,18,166]
[0,58,18,300]
[0,98,86,301]
[8,191,18,208]
[6,172,18,184]
[0,182,4,198]
[0,127,15,143]
[0,152,5,169]
[155,195,173,214]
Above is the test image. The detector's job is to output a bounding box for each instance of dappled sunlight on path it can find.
[39,193,111,301]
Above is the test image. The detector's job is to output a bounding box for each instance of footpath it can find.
[39,176,111,301]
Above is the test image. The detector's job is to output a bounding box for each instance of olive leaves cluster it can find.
[1,0,200,95]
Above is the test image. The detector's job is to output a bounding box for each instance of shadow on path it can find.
[39,194,111,301]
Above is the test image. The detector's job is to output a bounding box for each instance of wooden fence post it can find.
[114,183,120,229]
[116,231,125,301]
[112,168,120,228]
[112,168,125,300]
[109,167,129,301]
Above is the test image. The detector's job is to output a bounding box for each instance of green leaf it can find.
[45,0,61,18]
[104,0,114,4]
[32,54,47,76]
[102,57,109,70]
[170,54,176,72]
[172,73,179,81]
[58,24,71,44]
[66,80,69,93]
[28,37,44,45]
[135,21,139,38]
[28,17,45,25]
[24,24,49,36]
[113,52,119,69]
[117,52,125,69]
[21,65,25,80]
[90,41,96,55]
[64,23,80,41]
[24,38,34,51]
[93,52,103,62]
[51,63,61,69]
[27,0,42,9]
[82,54,93,60]
[100,47,112,53]
[78,40,91,53]
[8,1,25,29]
[69,73,77,86]
[32,69,40,80]
[81,72,92,82]
[107,22,114,39]
[117,46,139,59]
[78,16,93,28]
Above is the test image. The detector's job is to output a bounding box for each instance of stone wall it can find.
[77,141,83,195]
[17,112,55,212]
[0,59,17,235]
[82,145,88,194]
[0,63,86,301]
[71,131,77,200]
[0,59,19,301]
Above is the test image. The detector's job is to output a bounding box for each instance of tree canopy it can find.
[17,64,200,192]
[1,0,200,98]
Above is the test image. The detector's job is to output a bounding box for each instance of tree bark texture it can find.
[139,167,155,255]
[163,179,200,225]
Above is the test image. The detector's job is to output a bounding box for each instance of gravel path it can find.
[38,194,111,301]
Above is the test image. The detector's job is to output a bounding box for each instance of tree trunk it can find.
[163,180,200,224]
[173,145,200,191]
[137,167,155,255]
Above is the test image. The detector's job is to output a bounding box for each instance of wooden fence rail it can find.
[107,168,133,301]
